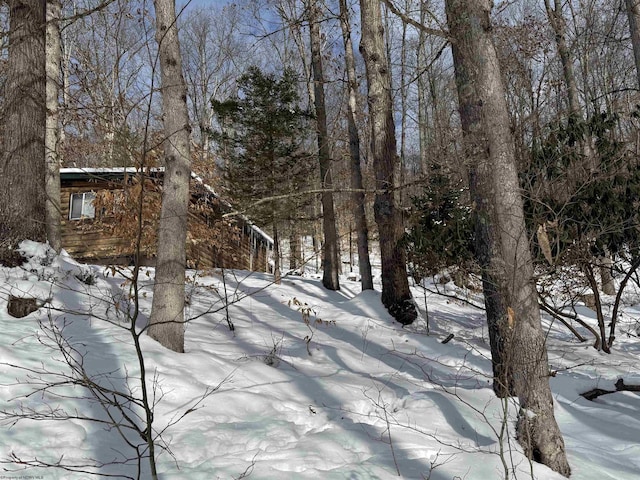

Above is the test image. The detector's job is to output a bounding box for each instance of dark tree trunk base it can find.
[387,297,417,325]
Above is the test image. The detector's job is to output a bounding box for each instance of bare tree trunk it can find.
[148,0,192,353]
[543,0,596,171]
[397,2,408,208]
[446,0,571,476]
[45,0,62,253]
[359,0,416,325]
[288,219,301,271]
[544,0,581,118]
[308,0,340,291]
[599,251,616,296]
[626,0,640,88]
[416,2,429,176]
[273,223,282,284]
[338,0,373,291]
[59,11,74,149]
[0,0,46,264]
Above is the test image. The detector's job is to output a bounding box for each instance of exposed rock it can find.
[7,296,42,318]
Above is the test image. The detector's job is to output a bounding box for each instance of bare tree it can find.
[148,0,192,353]
[416,0,430,176]
[626,0,640,88]
[308,0,340,291]
[445,0,571,475]
[338,0,373,291]
[359,0,416,325]
[45,0,62,254]
[544,0,582,118]
[0,0,46,264]
[61,0,153,167]
[180,4,246,163]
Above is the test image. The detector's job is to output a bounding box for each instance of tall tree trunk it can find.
[277,0,325,272]
[626,0,640,88]
[397,2,408,208]
[446,1,571,475]
[416,2,429,176]
[289,219,301,271]
[338,0,373,291]
[543,0,596,172]
[45,0,62,253]
[148,0,192,353]
[308,0,340,291]
[273,222,282,284]
[359,0,416,325]
[0,0,46,264]
[544,0,581,118]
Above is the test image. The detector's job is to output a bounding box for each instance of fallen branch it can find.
[441,333,454,344]
[538,296,597,345]
[580,378,640,401]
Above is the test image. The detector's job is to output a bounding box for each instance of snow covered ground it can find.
[1,242,640,479]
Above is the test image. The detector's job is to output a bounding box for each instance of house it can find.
[60,167,273,271]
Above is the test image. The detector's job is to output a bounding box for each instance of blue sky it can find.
[182,0,231,9]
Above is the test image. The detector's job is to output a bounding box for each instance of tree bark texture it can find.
[359,0,416,325]
[626,0,640,88]
[0,0,46,263]
[308,0,340,291]
[148,0,192,353]
[445,0,571,475]
[338,0,374,291]
[599,252,616,296]
[45,0,62,253]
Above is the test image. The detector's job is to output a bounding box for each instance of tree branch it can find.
[381,0,450,40]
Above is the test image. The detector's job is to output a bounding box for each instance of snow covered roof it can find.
[188,172,274,244]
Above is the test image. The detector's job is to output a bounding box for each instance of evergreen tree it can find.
[212,66,315,281]
[523,110,640,262]
[404,172,474,281]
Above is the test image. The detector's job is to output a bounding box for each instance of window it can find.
[69,192,96,220]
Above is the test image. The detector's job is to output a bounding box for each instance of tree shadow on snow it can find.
[25,272,155,479]
[223,289,498,478]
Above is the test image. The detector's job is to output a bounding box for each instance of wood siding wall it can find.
[61,177,271,271]
[61,179,130,262]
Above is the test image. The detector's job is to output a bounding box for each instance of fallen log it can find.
[580,378,640,401]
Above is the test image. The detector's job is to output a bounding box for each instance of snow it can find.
[1,242,640,479]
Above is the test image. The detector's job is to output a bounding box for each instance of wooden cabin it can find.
[60,168,273,271]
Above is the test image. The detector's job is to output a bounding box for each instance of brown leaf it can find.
[537,224,554,266]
